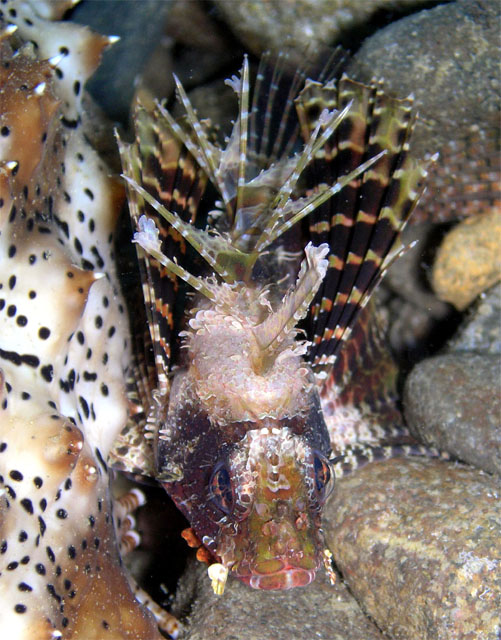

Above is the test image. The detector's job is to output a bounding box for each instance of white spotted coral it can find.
[0,2,163,638]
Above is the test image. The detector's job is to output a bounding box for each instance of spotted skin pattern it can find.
[119,51,448,594]
[0,4,167,638]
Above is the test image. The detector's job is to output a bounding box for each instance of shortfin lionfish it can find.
[116,51,441,593]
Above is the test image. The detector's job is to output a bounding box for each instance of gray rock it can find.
[348,0,500,162]
[404,353,501,475]
[173,556,384,640]
[325,458,501,640]
[71,0,173,124]
[213,0,436,59]
[450,283,501,355]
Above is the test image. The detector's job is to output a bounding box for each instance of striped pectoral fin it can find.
[318,302,405,428]
[298,77,428,375]
[332,441,451,478]
[119,104,209,391]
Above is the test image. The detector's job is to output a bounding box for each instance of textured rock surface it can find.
[431,211,501,310]
[173,558,384,640]
[213,0,436,57]
[325,459,501,640]
[404,354,501,475]
[70,0,172,124]
[382,223,457,358]
[450,283,501,355]
[348,0,500,160]
[349,0,501,225]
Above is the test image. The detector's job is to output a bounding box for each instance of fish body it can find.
[118,52,430,590]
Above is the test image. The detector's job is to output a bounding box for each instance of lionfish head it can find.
[154,249,335,590]
[212,425,334,590]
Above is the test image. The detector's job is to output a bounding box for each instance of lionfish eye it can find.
[209,463,234,514]
[313,452,335,502]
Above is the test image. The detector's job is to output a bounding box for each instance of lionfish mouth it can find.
[234,556,318,590]
[240,566,317,590]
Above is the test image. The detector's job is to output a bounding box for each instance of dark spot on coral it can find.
[95,447,107,470]
[39,498,47,512]
[18,582,32,592]
[46,583,61,602]
[1,126,10,136]
[76,331,84,345]
[7,304,16,317]
[8,245,16,258]
[16,315,28,327]
[7,561,18,570]
[68,545,76,559]
[95,315,103,329]
[40,365,54,382]
[20,499,33,515]
[21,392,30,400]
[101,383,109,397]
[38,516,46,536]
[18,530,28,543]
[28,290,36,299]
[35,563,46,575]
[20,556,29,565]
[14,604,26,614]
[9,470,23,482]
[0,540,7,553]
[46,547,56,563]
[38,327,51,340]
[33,477,43,489]
[57,509,68,520]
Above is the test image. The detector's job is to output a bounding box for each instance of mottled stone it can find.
[431,211,501,310]
[348,0,501,226]
[71,0,173,124]
[404,353,501,475]
[325,458,501,640]
[348,0,500,161]
[382,223,457,357]
[173,557,384,640]
[213,0,433,58]
[450,282,501,355]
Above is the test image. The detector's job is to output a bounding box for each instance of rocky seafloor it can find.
[1,1,500,639]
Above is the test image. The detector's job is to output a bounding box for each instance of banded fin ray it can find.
[297,76,429,378]
[118,105,208,395]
